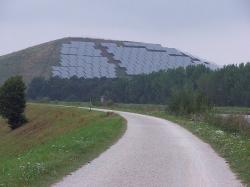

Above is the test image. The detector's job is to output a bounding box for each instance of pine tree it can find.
[0,76,27,129]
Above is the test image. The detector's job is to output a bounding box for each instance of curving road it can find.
[53,108,243,187]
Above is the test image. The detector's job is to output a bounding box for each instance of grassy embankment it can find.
[51,102,250,186]
[0,104,126,187]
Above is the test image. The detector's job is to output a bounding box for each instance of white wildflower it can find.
[215,130,224,135]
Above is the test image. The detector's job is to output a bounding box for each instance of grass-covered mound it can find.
[0,104,125,187]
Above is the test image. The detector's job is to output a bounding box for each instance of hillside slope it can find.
[0,39,62,84]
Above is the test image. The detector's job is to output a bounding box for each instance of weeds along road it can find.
[53,107,243,187]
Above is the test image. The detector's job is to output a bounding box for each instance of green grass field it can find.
[0,104,126,187]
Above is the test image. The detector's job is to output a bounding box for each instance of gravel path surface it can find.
[53,109,243,187]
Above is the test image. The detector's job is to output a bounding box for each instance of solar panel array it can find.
[52,41,116,79]
[123,42,164,51]
[102,42,212,75]
[52,40,215,79]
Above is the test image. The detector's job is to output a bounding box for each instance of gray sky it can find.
[1,0,250,65]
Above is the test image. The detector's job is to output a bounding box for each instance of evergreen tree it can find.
[0,76,27,129]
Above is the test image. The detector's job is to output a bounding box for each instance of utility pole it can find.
[89,97,92,112]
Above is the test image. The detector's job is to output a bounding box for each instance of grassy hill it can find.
[0,104,125,186]
[0,39,63,85]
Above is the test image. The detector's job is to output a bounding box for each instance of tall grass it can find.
[205,113,250,137]
[215,106,250,115]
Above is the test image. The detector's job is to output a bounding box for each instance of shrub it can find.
[167,89,211,115]
[105,99,114,107]
[0,76,27,129]
[92,99,101,106]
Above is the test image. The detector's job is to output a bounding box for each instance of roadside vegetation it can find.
[205,113,250,136]
[162,114,250,186]
[215,106,250,115]
[167,88,211,115]
[0,104,125,187]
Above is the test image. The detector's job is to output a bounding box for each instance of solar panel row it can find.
[52,65,116,79]
[53,41,116,79]
[61,42,102,57]
[123,41,164,51]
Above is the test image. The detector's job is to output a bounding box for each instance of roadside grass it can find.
[58,102,250,186]
[205,113,250,137]
[41,101,165,115]
[31,100,90,107]
[0,104,126,187]
[159,114,250,186]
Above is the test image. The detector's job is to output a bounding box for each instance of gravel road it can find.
[53,109,243,187]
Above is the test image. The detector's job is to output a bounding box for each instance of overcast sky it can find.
[0,0,250,65]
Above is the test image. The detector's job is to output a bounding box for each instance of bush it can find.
[92,99,101,106]
[105,99,114,107]
[167,89,211,115]
[0,76,27,129]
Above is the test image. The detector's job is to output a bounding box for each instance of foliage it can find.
[105,99,114,107]
[27,63,250,107]
[167,89,211,114]
[0,76,27,129]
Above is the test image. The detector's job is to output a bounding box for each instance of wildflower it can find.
[215,130,224,135]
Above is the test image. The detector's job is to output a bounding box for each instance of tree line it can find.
[27,63,250,107]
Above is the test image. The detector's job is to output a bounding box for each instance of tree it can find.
[27,77,47,99]
[0,76,27,129]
